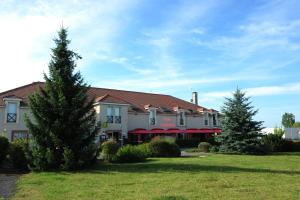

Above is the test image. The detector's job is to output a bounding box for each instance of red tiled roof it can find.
[95,94,130,105]
[0,82,215,113]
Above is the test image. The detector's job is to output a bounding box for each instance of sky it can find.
[0,0,299,127]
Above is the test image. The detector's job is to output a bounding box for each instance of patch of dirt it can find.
[181,151,208,157]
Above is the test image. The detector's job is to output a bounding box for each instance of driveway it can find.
[0,173,20,199]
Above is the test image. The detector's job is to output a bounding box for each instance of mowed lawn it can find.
[13,153,300,200]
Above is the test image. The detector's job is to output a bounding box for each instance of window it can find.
[7,102,17,123]
[149,109,156,125]
[204,113,209,126]
[213,114,217,126]
[178,111,185,126]
[106,107,113,123]
[114,107,121,124]
[12,131,28,141]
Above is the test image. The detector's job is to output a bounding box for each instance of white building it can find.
[284,128,300,140]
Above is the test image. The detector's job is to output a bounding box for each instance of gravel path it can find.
[0,174,20,200]
[181,151,209,157]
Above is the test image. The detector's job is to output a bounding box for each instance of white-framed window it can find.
[106,107,113,123]
[204,112,209,126]
[114,107,121,124]
[149,109,156,125]
[178,110,185,126]
[12,131,29,141]
[213,114,217,126]
[7,102,17,123]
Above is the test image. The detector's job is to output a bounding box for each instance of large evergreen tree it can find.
[25,28,99,170]
[219,88,263,154]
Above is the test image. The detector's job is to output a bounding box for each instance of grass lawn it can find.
[13,153,300,200]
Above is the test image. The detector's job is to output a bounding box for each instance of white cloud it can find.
[201,82,300,103]
[94,73,270,93]
[0,0,141,92]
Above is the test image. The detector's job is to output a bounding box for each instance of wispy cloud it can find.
[202,82,300,102]
[0,0,141,92]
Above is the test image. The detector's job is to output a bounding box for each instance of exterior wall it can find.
[128,112,219,131]
[284,128,300,140]
[186,115,205,128]
[0,106,31,142]
[0,101,220,142]
[128,113,149,130]
[97,103,129,139]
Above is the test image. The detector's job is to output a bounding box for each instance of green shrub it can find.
[282,140,300,152]
[101,140,119,162]
[209,145,220,153]
[261,133,284,152]
[149,138,181,157]
[273,127,285,137]
[8,139,29,170]
[0,136,9,164]
[136,143,152,157]
[175,139,201,148]
[244,143,271,155]
[114,145,147,163]
[198,142,211,152]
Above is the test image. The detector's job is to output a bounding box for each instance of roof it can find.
[0,82,216,114]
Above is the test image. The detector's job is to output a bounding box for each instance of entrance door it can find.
[106,131,121,141]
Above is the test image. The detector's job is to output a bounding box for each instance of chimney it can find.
[192,92,198,105]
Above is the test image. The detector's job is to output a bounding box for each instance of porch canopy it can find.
[128,128,221,135]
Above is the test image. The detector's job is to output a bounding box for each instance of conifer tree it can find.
[25,28,99,170]
[219,88,263,154]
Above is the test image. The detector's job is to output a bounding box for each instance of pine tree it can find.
[25,28,100,170]
[219,88,264,154]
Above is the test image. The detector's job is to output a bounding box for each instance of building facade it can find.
[284,128,300,140]
[0,82,221,143]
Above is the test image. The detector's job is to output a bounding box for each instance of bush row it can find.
[0,136,29,170]
[0,136,9,164]
[101,136,181,163]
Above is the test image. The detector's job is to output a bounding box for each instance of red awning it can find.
[212,128,222,133]
[128,128,150,134]
[185,129,203,134]
[150,128,165,134]
[166,128,183,134]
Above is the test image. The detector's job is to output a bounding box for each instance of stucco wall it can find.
[0,107,31,142]
[97,103,129,137]
[128,113,217,131]
[1,102,220,141]
[284,128,300,140]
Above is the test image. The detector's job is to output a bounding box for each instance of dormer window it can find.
[213,114,217,126]
[149,109,156,125]
[114,107,121,124]
[204,112,209,126]
[106,107,113,123]
[178,110,185,126]
[7,102,17,123]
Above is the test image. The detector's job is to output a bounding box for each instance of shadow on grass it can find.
[81,160,300,176]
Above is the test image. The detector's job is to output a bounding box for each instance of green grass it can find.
[14,153,300,200]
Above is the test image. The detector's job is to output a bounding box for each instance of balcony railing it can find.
[7,113,17,123]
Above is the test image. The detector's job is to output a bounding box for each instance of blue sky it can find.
[0,0,299,127]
